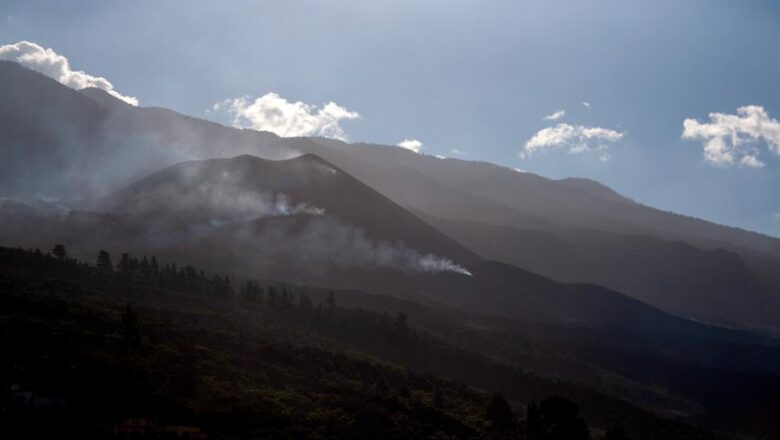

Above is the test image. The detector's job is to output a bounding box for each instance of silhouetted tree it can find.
[52,244,67,260]
[527,400,542,439]
[486,393,513,430]
[139,256,151,278]
[121,303,141,349]
[298,293,312,310]
[150,256,159,275]
[97,250,113,273]
[267,286,278,308]
[538,396,589,440]
[395,311,409,334]
[280,288,293,310]
[118,253,132,276]
[324,291,336,313]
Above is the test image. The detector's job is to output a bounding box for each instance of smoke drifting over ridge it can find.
[236,217,472,277]
[0,198,472,278]
[0,60,474,280]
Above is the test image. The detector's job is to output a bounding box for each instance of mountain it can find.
[2,59,779,333]
[414,213,779,330]
[4,60,780,436]
[97,153,478,276]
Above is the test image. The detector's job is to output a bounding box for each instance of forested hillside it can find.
[1,245,724,440]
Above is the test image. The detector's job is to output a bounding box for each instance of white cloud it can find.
[543,110,566,121]
[682,105,780,168]
[214,93,359,141]
[523,123,624,156]
[582,101,591,109]
[449,148,467,156]
[0,40,138,106]
[396,139,423,153]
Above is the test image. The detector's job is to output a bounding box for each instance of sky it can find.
[1,0,779,236]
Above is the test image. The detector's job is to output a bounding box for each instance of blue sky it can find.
[2,0,779,236]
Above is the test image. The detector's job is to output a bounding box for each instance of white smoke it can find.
[190,183,325,221]
[418,254,472,276]
[0,197,71,220]
[237,217,472,277]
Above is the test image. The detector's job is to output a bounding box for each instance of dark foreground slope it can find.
[0,246,728,440]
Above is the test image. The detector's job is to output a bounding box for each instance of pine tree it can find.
[97,250,113,273]
[118,253,132,274]
[150,256,159,275]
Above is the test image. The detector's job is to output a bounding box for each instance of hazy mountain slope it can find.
[414,213,780,330]
[316,141,780,256]
[0,61,184,199]
[1,59,778,332]
[99,153,478,268]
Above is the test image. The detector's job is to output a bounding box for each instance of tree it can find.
[97,250,113,273]
[52,244,67,260]
[150,256,159,275]
[280,288,293,310]
[527,400,542,439]
[267,286,278,308]
[324,291,336,313]
[538,396,589,440]
[486,393,513,430]
[139,256,151,279]
[298,293,312,310]
[117,253,132,274]
[395,311,409,334]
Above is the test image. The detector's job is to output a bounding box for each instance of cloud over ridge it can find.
[397,139,423,153]
[214,93,359,141]
[682,105,780,168]
[523,123,624,156]
[0,40,138,106]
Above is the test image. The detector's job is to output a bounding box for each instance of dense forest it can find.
[0,245,717,439]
